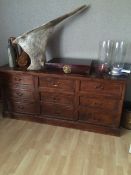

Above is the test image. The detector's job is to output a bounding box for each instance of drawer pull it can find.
[53,97,57,101]
[94,102,102,106]
[16,92,23,96]
[53,84,58,87]
[15,77,22,81]
[95,85,104,90]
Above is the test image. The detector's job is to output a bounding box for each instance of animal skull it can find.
[13,5,89,70]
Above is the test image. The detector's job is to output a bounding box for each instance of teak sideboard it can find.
[0,67,127,136]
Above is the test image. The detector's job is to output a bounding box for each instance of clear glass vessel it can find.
[110,41,127,76]
[98,40,113,74]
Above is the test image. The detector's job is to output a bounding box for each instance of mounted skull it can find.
[13,5,89,70]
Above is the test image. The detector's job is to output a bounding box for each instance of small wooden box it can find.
[45,58,92,75]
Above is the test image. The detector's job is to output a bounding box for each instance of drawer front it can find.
[4,74,34,85]
[8,101,40,114]
[6,89,35,100]
[39,77,75,92]
[79,108,120,127]
[79,96,121,111]
[5,83,33,90]
[80,80,123,98]
[41,102,74,120]
[40,92,74,105]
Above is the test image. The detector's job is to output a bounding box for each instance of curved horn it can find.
[46,5,89,27]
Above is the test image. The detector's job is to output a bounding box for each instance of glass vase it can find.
[97,40,113,74]
[110,41,127,76]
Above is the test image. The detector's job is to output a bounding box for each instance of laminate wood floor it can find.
[0,118,131,175]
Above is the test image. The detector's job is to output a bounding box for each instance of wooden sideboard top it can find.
[0,65,129,83]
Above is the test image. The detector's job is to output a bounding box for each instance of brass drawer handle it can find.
[15,77,22,81]
[16,92,23,96]
[53,84,58,87]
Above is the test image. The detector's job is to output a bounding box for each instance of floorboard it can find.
[0,118,131,175]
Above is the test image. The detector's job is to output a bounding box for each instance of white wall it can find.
[0,0,131,99]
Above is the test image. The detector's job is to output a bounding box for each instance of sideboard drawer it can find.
[41,102,75,120]
[6,89,35,100]
[5,74,34,85]
[5,83,33,90]
[80,80,123,98]
[8,101,40,114]
[39,77,75,92]
[40,92,74,106]
[79,107,119,127]
[79,96,121,112]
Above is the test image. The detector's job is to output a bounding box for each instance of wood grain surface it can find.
[0,118,131,175]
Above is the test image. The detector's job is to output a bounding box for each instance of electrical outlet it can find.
[129,144,131,154]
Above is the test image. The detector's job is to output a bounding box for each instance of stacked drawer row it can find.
[4,73,40,114]
[39,76,76,120]
[5,74,124,127]
[79,79,124,127]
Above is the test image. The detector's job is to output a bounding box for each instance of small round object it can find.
[63,65,71,74]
